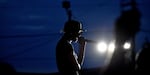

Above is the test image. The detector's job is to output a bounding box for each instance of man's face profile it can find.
[71,30,82,42]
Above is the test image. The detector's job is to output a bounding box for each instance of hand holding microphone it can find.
[78,37,86,46]
[78,36,97,44]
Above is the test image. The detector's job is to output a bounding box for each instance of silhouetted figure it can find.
[107,0,141,74]
[56,20,86,75]
[0,62,16,75]
[136,38,150,74]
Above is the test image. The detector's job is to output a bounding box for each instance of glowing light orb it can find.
[97,42,107,53]
[108,42,115,53]
[123,42,131,49]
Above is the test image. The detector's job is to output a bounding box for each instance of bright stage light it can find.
[97,42,107,53]
[108,42,115,53]
[123,42,131,49]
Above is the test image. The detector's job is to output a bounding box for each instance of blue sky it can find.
[0,0,150,73]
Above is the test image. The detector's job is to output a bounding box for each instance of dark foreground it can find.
[3,67,141,75]
[17,68,102,75]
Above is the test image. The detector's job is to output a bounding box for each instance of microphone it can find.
[78,37,97,43]
[84,39,98,43]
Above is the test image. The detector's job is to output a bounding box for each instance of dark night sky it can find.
[0,0,150,73]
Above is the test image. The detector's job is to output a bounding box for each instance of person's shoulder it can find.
[57,39,70,48]
[57,38,67,44]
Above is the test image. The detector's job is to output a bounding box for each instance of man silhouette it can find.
[136,38,150,74]
[56,20,86,75]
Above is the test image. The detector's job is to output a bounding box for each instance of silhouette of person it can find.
[136,38,150,74]
[56,20,86,75]
[0,62,16,75]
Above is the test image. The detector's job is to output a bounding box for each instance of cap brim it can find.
[79,29,87,32]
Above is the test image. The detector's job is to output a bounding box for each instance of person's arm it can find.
[77,37,87,65]
[69,50,81,71]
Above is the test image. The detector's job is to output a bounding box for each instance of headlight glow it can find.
[97,42,107,53]
[108,42,115,52]
[123,42,131,49]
